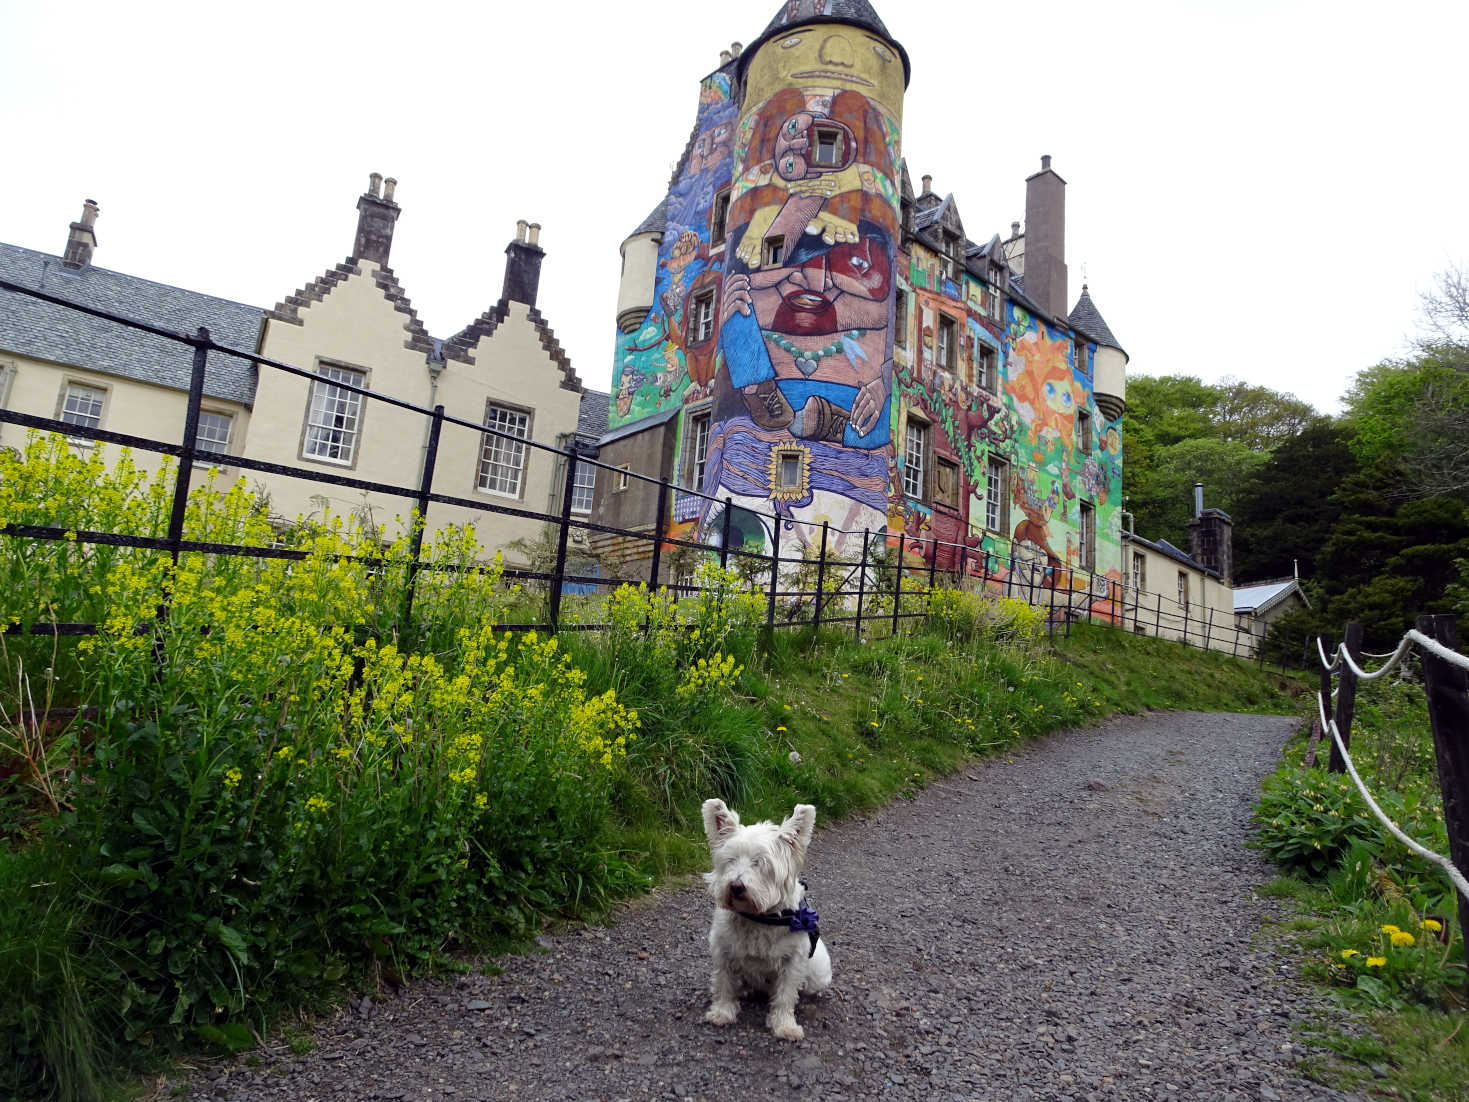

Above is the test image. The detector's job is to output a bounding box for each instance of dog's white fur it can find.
[701,798,832,1041]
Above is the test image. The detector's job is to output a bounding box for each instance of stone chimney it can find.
[352,172,401,266]
[502,220,545,307]
[921,174,932,195]
[61,199,100,270]
[1023,155,1067,318]
[1187,484,1234,584]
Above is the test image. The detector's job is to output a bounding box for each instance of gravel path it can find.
[182,711,1368,1102]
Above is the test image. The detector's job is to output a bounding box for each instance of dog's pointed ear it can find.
[702,798,740,849]
[779,803,816,858]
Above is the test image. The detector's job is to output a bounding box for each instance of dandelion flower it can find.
[1389,931,1416,948]
[1379,924,1401,935]
[1421,919,1443,934]
[1340,949,1359,960]
[1365,956,1386,968]
[776,726,787,733]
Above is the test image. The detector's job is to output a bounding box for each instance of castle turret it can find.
[616,199,665,334]
[704,0,909,548]
[1067,283,1128,420]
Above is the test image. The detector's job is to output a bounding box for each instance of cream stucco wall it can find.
[1121,538,1240,651]
[249,263,582,564]
[0,349,251,490]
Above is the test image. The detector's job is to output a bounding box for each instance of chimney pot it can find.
[516,219,528,243]
[62,198,100,269]
[1010,220,1020,238]
[720,49,732,64]
[730,41,742,56]
[368,172,383,198]
[80,199,100,228]
[1041,154,1052,171]
[382,177,397,202]
[528,222,542,247]
[1193,482,1204,518]
[921,174,932,194]
[503,222,546,308]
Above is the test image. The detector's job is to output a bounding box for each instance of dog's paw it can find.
[705,1003,738,1026]
[770,1017,805,1042]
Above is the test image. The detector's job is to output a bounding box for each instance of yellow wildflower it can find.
[1340,949,1359,960]
[1379,924,1401,935]
[1365,956,1386,968]
[1389,930,1416,948]
[1421,919,1443,934]
[222,767,243,790]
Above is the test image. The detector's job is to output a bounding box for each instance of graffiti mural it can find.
[699,19,907,556]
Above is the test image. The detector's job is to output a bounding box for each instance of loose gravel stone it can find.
[178,712,1368,1101]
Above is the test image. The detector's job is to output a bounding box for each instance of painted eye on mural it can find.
[849,255,871,274]
[871,43,894,62]
[782,156,799,175]
[786,119,800,134]
[1043,382,1055,398]
[780,35,802,48]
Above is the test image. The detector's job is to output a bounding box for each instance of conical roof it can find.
[740,0,910,86]
[1068,284,1126,356]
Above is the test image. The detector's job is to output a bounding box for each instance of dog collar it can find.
[738,898,821,958]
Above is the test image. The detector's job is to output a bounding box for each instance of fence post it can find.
[164,327,211,567]
[1206,607,1215,654]
[648,477,670,591]
[1328,623,1364,774]
[719,496,734,570]
[766,520,781,631]
[854,528,870,640]
[812,521,830,632]
[957,544,967,588]
[1416,614,1469,977]
[1155,593,1163,639]
[927,538,939,594]
[891,532,905,637]
[399,404,444,639]
[547,447,579,632]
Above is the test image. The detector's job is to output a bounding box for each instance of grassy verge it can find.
[1249,679,1467,1102]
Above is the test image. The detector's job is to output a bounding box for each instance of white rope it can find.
[1336,633,1416,682]
[1409,628,1469,671]
[1315,690,1469,901]
[1316,635,1341,673]
[1319,627,1469,681]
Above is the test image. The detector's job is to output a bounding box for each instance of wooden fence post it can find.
[891,532,905,638]
[854,528,869,640]
[1326,623,1363,773]
[1416,614,1469,978]
[812,521,830,632]
[766,521,781,632]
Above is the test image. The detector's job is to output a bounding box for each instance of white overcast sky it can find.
[3,0,1466,416]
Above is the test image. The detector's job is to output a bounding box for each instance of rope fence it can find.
[1314,617,1469,986]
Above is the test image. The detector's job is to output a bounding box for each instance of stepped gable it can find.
[443,300,583,394]
[1067,284,1125,354]
[267,256,457,364]
[742,0,910,84]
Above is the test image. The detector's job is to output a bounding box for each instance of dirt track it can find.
[178,712,1365,1102]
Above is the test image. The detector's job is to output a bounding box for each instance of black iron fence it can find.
[1,275,1280,660]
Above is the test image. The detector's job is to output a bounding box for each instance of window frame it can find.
[615,464,630,492]
[683,408,712,493]
[976,343,997,392]
[774,448,804,493]
[1131,551,1147,595]
[690,289,716,346]
[1077,408,1093,455]
[710,188,731,247]
[933,455,960,510]
[894,291,908,350]
[476,401,533,500]
[58,379,108,446]
[763,235,786,268]
[301,360,368,468]
[986,271,1004,321]
[1177,570,1190,613]
[813,127,842,167]
[985,455,1010,534]
[193,408,234,469]
[936,316,957,371]
[1079,500,1096,572]
[902,416,929,500]
[569,456,596,515]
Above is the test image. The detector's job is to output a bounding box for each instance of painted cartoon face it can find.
[745,25,905,116]
[1043,379,1075,414]
[774,112,856,181]
[689,121,735,176]
[753,232,892,336]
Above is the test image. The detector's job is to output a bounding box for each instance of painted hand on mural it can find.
[849,373,889,436]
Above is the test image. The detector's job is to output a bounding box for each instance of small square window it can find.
[615,465,630,492]
[813,128,842,166]
[763,236,785,268]
[60,381,106,444]
[194,410,233,466]
[774,449,804,491]
[711,189,731,246]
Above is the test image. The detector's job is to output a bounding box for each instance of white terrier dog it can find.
[701,798,832,1041]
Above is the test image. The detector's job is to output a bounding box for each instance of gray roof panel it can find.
[741,0,910,85]
[1068,284,1125,355]
[0,242,262,406]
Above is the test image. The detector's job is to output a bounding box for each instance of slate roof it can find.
[630,198,668,240]
[1125,532,1221,579]
[741,0,910,85]
[1233,579,1310,614]
[1068,284,1125,355]
[0,242,263,406]
[576,389,610,445]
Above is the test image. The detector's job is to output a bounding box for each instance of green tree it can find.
[1125,436,1267,548]
[1231,419,1358,582]
[1343,353,1469,503]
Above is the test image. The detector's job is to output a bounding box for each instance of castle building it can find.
[600,0,1129,599]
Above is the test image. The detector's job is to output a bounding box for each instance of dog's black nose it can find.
[730,881,746,899]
